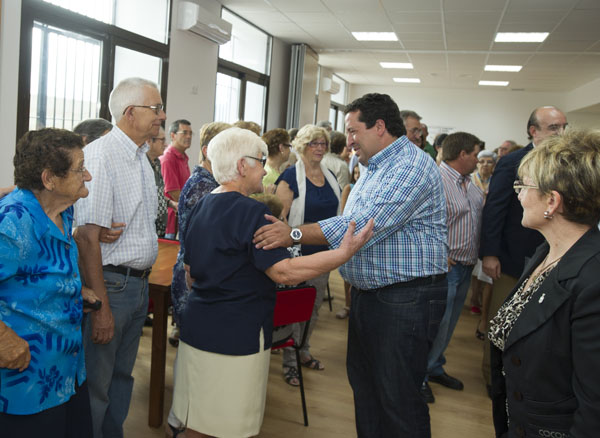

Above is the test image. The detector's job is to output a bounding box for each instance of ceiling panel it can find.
[221,0,600,92]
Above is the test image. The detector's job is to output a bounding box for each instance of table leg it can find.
[148,285,169,427]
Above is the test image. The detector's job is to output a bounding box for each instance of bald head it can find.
[527,106,568,145]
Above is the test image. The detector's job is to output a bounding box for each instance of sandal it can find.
[300,356,325,371]
[336,306,350,319]
[475,328,486,341]
[283,366,300,386]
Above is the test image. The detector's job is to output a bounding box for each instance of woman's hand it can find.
[81,286,101,313]
[0,323,31,371]
[339,219,374,257]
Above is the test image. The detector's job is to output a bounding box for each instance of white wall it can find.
[0,0,21,187]
[166,0,221,167]
[315,66,332,124]
[349,85,567,148]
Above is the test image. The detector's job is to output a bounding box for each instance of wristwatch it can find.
[290,227,302,244]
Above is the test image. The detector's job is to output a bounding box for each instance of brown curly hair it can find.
[14,128,84,191]
[262,128,290,158]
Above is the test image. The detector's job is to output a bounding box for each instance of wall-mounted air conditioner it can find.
[177,1,232,45]
[321,77,341,94]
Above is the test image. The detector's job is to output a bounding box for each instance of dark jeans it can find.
[347,277,447,438]
[0,381,92,438]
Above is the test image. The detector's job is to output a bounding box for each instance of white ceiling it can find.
[219,0,600,92]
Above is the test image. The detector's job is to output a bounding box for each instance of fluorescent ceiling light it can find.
[495,32,549,43]
[352,32,398,41]
[479,80,509,86]
[485,65,522,72]
[393,77,420,83]
[380,62,413,69]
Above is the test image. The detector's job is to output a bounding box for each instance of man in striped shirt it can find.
[74,77,165,438]
[254,93,448,437]
[422,132,484,403]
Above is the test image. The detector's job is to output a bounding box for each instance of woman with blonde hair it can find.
[490,128,600,437]
[274,124,341,385]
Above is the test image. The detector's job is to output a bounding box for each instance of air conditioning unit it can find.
[321,77,341,94]
[177,1,232,45]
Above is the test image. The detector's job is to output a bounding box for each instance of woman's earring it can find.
[543,210,553,220]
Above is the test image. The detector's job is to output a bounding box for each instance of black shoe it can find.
[420,382,435,403]
[144,315,153,327]
[429,372,464,390]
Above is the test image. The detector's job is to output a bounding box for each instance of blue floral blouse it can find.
[0,188,86,415]
[171,166,218,325]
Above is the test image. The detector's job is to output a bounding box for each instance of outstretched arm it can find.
[265,219,373,284]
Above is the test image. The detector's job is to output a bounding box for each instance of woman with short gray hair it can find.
[171,127,372,438]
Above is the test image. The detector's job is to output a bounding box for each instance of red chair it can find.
[271,285,317,426]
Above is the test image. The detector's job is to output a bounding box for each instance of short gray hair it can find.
[399,110,422,122]
[207,127,268,184]
[109,77,159,123]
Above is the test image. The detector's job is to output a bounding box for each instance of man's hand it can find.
[482,256,501,280]
[448,257,456,272]
[90,305,114,344]
[0,323,30,371]
[253,215,293,250]
[169,199,179,212]
[99,222,125,244]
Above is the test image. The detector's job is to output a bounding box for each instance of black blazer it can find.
[490,227,600,437]
[479,144,544,278]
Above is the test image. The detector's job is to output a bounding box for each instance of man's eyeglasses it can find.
[513,180,538,194]
[308,141,327,149]
[176,130,193,136]
[122,104,164,115]
[152,137,166,143]
[244,155,267,167]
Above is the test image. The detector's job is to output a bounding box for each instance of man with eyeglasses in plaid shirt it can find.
[254,93,448,437]
[74,77,166,438]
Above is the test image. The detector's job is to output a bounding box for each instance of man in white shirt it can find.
[75,77,166,438]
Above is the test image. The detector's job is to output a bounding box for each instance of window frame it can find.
[17,0,171,138]
[215,7,271,128]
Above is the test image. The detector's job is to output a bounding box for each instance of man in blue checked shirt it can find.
[254,93,448,438]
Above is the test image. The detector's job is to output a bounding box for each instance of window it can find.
[18,0,170,137]
[214,8,271,129]
[29,22,102,130]
[219,9,270,75]
[329,103,346,132]
[42,0,170,44]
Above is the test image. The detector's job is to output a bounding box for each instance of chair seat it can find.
[271,338,295,350]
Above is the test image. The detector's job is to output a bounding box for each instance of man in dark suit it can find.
[479,106,568,389]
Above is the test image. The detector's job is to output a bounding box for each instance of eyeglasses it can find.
[513,180,538,194]
[70,166,88,176]
[408,127,423,135]
[244,155,267,167]
[152,137,166,143]
[176,130,193,136]
[122,104,164,115]
[308,141,327,149]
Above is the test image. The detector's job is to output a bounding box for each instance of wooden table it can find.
[147,239,179,428]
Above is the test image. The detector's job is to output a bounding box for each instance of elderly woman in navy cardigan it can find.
[489,128,600,438]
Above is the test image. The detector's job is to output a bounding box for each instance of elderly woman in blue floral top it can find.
[0,128,99,437]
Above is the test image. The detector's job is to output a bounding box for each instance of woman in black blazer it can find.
[489,128,600,438]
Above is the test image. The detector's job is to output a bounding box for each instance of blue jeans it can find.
[347,277,447,438]
[83,271,149,438]
[427,263,474,377]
